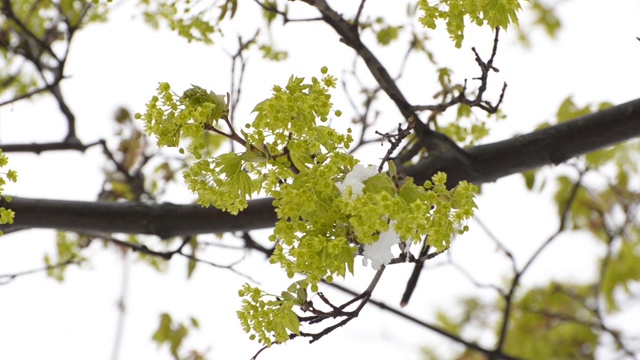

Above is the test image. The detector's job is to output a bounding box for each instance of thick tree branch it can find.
[404,97,640,187]
[0,197,278,237]
[1,98,640,235]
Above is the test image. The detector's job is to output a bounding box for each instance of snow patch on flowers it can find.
[335,164,377,199]
[361,226,401,270]
[336,164,406,270]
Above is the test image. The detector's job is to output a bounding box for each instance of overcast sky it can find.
[1,1,640,359]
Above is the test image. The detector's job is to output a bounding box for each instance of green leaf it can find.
[398,178,426,203]
[152,313,173,345]
[522,170,536,190]
[288,143,313,171]
[556,97,592,123]
[363,173,396,195]
[186,237,198,279]
[190,317,200,329]
[601,239,640,312]
[376,25,401,45]
[417,0,523,48]
[503,283,598,359]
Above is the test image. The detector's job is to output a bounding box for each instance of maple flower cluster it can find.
[138,68,478,347]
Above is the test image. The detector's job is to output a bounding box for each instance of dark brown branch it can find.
[405,97,640,187]
[589,195,638,359]
[0,196,278,237]
[400,240,430,307]
[299,0,482,173]
[1,0,81,142]
[327,281,522,360]
[376,120,415,172]
[50,83,79,143]
[474,216,516,273]
[1,98,640,235]
[0,139,104,153]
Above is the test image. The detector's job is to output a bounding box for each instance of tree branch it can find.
[300,0,417,123]
[0,139,104,153]
[298,0,499,178]
[0,197,278,237]
[0,259,81,285]
[495,168,584,352]
[1,98,640,235]
[328,281,522,360]
[404,97,640,187]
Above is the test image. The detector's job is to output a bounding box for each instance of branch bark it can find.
[404,97,640,187]
[0,197,277,237]
[2,97,640,236]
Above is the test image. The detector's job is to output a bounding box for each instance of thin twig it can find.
[495,168,585,352]
[412,28,506,115]
[295,267,385,343]
[253,0,323,23]
[81,232,257,281]
[324,281,523,360]
[227,30,260,151]
[474,216,517,273]
[0,259,81,285]
[353,0,367,31]
[0,79,62,107]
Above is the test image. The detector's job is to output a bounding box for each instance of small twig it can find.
[250,345,269,360]
[323,281,523,359]
[0,259,81,285]
[252,0,323,23]
[228,30,260,151]
[450,261,506,296]
[238,232,274,257]
[376,120,415,172]
[474,216,516,273]
[352,0,367,31]
[298,267,385,343]
[341,58,383,153]
[412,27,507,115]
[0,78,62,107]
[82,233,257,281]
[111,248,130,360]
[495,168,586,352]
[588,207,639,359]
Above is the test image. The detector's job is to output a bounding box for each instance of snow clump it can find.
[335,164,377,199]
[336,164,405,270]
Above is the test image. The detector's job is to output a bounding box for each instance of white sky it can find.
[1,1,640,359]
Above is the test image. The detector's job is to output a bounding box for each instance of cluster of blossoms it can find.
[0,150,17,232]
[137,68,478,347]
[336,164,408,270]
